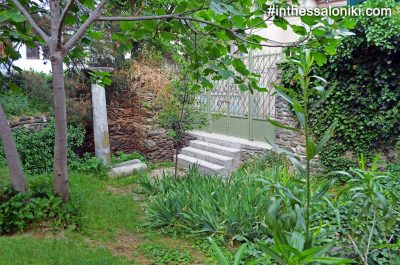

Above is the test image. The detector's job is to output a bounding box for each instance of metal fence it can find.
[198,52,283,120]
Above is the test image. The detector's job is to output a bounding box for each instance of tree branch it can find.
[64,0,109,52]
[10,0,50,43]
[57,0,75,49]
[97,14,304,48]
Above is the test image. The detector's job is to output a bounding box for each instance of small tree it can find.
[158,79,206,177]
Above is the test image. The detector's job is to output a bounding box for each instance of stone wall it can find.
[82,87,175,162]
[274,95,306,161]
[9,116,49,132]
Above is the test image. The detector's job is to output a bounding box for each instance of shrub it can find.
[69,153,109,178]
[22,71,53,113]
[280,0,400,173]
[0,119,85,174]
[0,185,79,234]
[0,91,36,117]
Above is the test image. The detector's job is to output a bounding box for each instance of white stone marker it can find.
[85,67,113,165]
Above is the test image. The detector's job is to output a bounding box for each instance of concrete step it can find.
[108,162,147,178]
[177,154,226,176]
[189,140,241,158]
[189,130,272,151]
[181,147,236,168]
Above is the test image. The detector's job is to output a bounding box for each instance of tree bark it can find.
[51,53,69,202]
[0,104,28,192]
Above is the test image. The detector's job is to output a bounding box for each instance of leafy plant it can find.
[140,163,322,243]
[269,49,338,243]
[89,71,113,87]
[333,155,400,264]
[0,119,85,174]
[0,185,79,234]
[0,91,37,117]
[69,153,109,178]
[139,242,193,265]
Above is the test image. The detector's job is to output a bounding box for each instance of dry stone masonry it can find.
[9,116,49,132]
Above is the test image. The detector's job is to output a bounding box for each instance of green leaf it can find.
[257,243,286,264]
[87,31,103,40]
[119,21,135,31]
[143,20,158,31]
[301,16,320,26]
[314,52,327,66]
[312,179,336,203]
[273,17,288,30]
[340,18,356,29]
[160,32,174,41]
[306,138,317,160]
[324,39,339,55]
[317,119,338,152]
[208,238,229,265]
[210,1,227,15]
[233,243,248,265]
[267,118,299,131]
[307,257,353,264]
[247,17,266,28]
[231,58,249,75]
[232,15,247,28]
[291,25,307,36]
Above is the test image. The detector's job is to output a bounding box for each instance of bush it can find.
[0,91,36,117]
[22,71,53,113]
[0,185,79,234]
[0,119,85,174]
[280,0,400,173]
[69,153,109,178]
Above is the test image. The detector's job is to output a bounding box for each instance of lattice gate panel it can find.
[199,52,283,120]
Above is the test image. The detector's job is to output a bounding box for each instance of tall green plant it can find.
[269,49,338,245]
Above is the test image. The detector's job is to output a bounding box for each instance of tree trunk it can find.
[51,53,69,202]
[0,104,28,192]
[174,147,178,178]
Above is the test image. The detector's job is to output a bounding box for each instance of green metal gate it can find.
[198,52,283,142]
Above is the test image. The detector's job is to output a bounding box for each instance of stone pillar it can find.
[84,67,113,165]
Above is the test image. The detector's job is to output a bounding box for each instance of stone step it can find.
[189,130,272,151]
[177,154,226,176]
[189,140,241,158]
[181,147,235,168]
[108,161,147,178]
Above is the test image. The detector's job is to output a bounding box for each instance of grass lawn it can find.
[0,166,213,265]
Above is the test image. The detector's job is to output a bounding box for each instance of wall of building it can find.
[12,44,52,73]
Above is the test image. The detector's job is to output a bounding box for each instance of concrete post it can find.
[84,67,113,165]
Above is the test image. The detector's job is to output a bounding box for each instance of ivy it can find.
[280,0,400,176]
